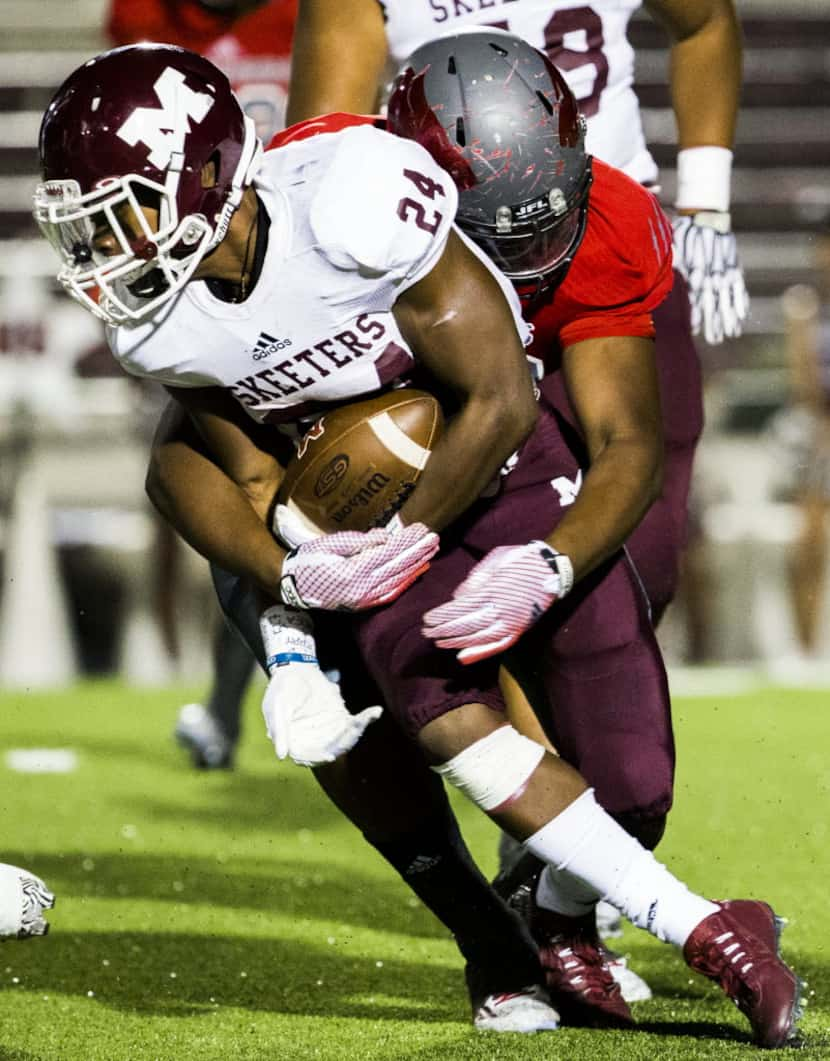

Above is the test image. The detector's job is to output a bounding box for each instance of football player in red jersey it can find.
[34,43,801,1046]
[108,0,298,769]
[286,0,744,625]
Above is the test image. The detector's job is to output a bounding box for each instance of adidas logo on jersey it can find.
[252,331,293,361]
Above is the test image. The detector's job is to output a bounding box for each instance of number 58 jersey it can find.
[108,119,530,425]
[381,0,657,188]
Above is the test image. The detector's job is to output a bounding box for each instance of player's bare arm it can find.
[545,335,664,581]
[646,0,742,198]
[391,231,539,532]
[146,388,288,598]
[647,0,747,343]
[287,0,388,123]
[422,331,664,665]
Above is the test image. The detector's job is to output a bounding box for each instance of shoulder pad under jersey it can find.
[309,124,458,284]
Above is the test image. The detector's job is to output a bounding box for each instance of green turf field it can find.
[0,679,827,1060]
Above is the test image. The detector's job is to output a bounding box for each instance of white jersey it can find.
[380,0,658,187]
[108,122,530,425]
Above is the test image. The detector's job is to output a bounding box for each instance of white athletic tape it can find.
[369,412,432,470]
[432,725,546,811]
[259,604,317,673]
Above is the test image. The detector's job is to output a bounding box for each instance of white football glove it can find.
[0,863,55,939]
[672,212,749,345]
[259,604,382,767]
[279,523,439,611]
[422,542,573,664]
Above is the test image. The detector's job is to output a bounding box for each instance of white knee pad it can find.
[432,725,546,812]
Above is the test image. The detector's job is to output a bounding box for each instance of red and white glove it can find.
[280,522,439,611]
[422,541,573,664]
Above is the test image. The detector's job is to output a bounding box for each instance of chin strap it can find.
[211,115,263,250]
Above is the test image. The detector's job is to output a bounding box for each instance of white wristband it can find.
[552,551,574,598]
[535,543,574,599]
[675,146,732,213]
[259,604,317,672]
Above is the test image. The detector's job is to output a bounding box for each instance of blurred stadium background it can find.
[0,4,828,1058]
[1,0,829,691]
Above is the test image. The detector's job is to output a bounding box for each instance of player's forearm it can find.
[666,2,742,150]
[398,392,538,531]
[146,440,286,596]
[544,436,663,582]
[287,57,383,124]
[286,0,388,122]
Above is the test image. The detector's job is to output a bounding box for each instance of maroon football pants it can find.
[351,393,675,828]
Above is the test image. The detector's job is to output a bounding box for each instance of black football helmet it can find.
[388,30,591,296]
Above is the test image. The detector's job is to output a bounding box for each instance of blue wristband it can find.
[267,652,318,670]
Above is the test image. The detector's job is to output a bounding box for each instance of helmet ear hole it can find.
[201,155,220,189]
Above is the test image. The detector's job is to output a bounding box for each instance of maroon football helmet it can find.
[33,44,261,326]
[388,30,591,298]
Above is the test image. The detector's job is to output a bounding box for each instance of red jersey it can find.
[107,0,297,142]
[529,158,673,367]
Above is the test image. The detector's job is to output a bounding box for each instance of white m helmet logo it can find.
[117,67,214,169]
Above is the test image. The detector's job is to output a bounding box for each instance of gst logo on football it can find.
[117,68,214,168]
[551,470,583,507]
[252,331,293,361]
[314,454,350,498]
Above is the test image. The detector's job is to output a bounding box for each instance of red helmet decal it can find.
[387,66,477,192]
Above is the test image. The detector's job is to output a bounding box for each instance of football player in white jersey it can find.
[34,45,801,1048]
[35,43,563,1034]
[0,863,54,939]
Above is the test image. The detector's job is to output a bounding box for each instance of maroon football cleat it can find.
[716,899,784,953]
[683,900,802,1048]
[527,900,634,1027]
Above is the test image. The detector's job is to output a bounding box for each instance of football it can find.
[276,389,443,538]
